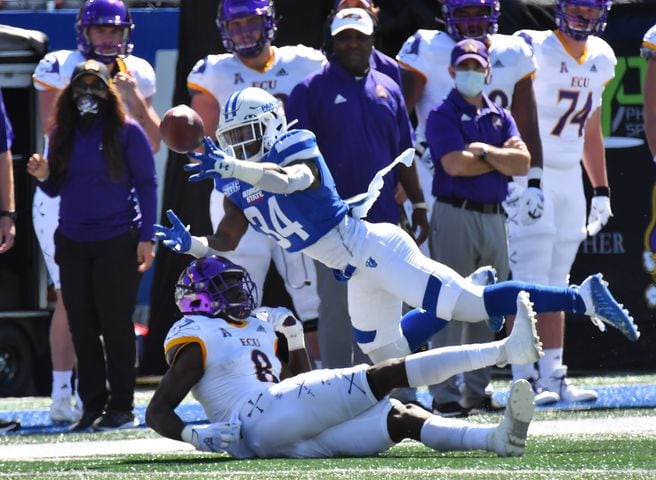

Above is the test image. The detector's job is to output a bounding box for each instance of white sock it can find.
[538,348,563,380]
[51,370,73,399]
[420,415,495,452]
[405,341,503,388]
[511,363,538,382]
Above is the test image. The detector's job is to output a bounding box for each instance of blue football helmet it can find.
[75,0,134,64]
[175,256,257,320]
[555,0,612,40]
[442,0,500,41]
[216,0,277,58]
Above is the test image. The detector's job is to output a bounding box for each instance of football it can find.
[160,104,205,154]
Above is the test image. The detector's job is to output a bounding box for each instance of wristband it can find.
[527,167,542,189]
[0,210,16,221]
[188,236,209,257]
[302,318,318,333]
[592,186,610,198]
[412,202,429,211]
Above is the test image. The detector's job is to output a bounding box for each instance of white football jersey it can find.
[517,30,616,170]
[642,23,656,59]
[164,309,281,424]
[396,30,536,140]
[33,49,156,98]
[187,44,326,108]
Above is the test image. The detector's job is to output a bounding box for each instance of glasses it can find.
[72,78,109,99]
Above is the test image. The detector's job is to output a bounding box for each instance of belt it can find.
[436,195,504,215]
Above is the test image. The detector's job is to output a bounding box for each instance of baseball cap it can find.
[450,39,489,68]
[71,59,111,86]
[331,8,374,36]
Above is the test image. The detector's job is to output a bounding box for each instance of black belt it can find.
[436,196,504,215]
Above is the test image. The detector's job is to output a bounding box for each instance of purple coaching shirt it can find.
[426,89,519,204]
[0,90,14,152]
[286,60,413,224]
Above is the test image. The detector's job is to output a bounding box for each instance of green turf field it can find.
[1,376,655,480]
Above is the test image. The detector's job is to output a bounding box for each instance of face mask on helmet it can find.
[175,256,257,321]
[556,0,611,41]
[216,87,287,162]
[76,0,134,64]
[217,0,277,58]
[442,0,500,41]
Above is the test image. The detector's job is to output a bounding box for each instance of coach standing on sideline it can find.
[286,7,429,369]
[425,39,529,417]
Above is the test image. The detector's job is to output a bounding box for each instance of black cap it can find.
[71,59,111,86]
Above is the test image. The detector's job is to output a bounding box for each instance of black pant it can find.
[55,228,140,413]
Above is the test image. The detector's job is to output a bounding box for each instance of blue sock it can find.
[401,308,448,352]
[483,281,587,316]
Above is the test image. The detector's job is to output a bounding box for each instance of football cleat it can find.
[500,291,543,367]
[466,266,504,332]
[577,274,640,341]
[526,377,560,405]
[50,396,82,423]
[538,366,598,403]
[488,379,534,457]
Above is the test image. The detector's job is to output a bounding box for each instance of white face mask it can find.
[454,70,486,97]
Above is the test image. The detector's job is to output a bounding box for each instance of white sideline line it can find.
[1,416,656,461]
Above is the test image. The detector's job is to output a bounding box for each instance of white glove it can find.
[267,307,305,351]
[517,187,544,225]
[586,195,613,236]
[181,421,241,453]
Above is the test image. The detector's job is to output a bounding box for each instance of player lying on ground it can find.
[154,87,639,365]
[146,255,539,458]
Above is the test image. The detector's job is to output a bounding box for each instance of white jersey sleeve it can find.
[396,30,454,140]
[486,33,537,109]
[187,45,326,108]
[117,55,157,99]
[642,24,656,59]
[164,314,281,424]
[516,30,616,170]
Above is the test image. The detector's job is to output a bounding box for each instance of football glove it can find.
[517,186,544,225]
[154,209,191,253]
[185,137,237,183]
[586,195,613,236]
[267,307,305,351]
[181,421,240,453]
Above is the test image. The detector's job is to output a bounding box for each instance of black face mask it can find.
[74,94,104,130]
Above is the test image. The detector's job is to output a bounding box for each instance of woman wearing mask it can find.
[27,59,157,432]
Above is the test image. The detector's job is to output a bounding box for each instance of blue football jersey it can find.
[215,129,349,252]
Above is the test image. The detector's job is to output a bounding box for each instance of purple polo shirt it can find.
[39,118,157,242]
[286,60,413,224]
[0,90,14,152]
[426,89,519,203]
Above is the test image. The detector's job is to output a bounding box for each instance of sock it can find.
[51,370,73,399]
[401,308,448,352]
[405,341,503,388]
[538,348,564,380]
[483,282,584,316]
[420,415,494,452]
[511,363,538,382]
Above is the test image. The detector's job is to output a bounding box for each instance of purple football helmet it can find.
[175,256,257,320]
[556,0,612,40]
[75,0,134,64]
[216,0,277,58]
[442,0,500,41]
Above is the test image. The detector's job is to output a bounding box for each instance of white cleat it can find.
[538,366,598,403]
[49,396,81,423]
[501,291,543,366]
[488,379,535,457]
[526,377,561,405]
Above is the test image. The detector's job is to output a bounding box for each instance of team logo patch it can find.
[276,68,288,77]
[493,59,504,68]
[35,56,59,76]
[560,62,568,73]
[234,72,245,84]
[375,84,388,99]
[365,257,378,268]
[590,64,598,73]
